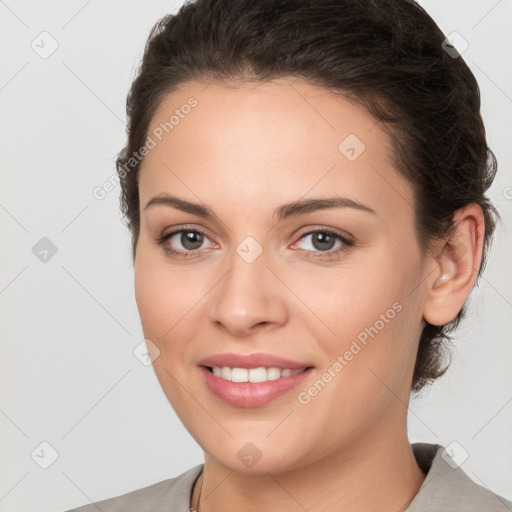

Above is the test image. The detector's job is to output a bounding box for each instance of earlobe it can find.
[433,273,449,289]
[422,204,485,326]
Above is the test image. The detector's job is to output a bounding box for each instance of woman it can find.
[67,0,511,510]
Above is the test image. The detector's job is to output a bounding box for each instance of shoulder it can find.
[63,464,203,512]
[408,443,512,511]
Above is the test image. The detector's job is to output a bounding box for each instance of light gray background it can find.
[1,1,511,511]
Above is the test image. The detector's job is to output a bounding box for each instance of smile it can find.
[199,366,316,408]
[209,366,306,382]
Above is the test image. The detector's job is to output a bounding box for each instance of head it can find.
[118,0,499,472]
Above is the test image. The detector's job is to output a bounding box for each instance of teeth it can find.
[210,366,304,383]
[267,367,281,380]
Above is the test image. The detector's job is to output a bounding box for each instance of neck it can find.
[192,418,426,512]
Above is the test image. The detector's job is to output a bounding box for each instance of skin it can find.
[134,77,485,512]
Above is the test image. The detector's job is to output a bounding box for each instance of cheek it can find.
[134,268,168,341]
[300,251,422,387]
[134,255,199,413]
[286,258,401,344]
[134,249,211,363]
[134,249,184,349]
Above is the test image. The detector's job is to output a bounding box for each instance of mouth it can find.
[197,355,315,408]
[204,365,308,382]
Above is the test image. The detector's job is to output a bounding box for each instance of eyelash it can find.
[154,226,355,260]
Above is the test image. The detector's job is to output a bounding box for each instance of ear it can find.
[422,204,485,326]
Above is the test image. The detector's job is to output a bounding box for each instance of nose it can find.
[208,249,289,337]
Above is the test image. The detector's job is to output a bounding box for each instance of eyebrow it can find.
[144,193,376,221]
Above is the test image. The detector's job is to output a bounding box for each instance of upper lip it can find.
[198,352,313,370]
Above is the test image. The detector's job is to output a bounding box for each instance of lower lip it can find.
[199,366,315,408]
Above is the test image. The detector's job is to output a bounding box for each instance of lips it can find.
[197,352,315,408]
[198,352,311,370]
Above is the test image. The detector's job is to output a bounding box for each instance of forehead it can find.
[138,77,414,222]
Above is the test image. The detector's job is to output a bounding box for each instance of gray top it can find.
[65,443,512,511]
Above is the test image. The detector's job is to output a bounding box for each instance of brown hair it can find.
[117,0,500,394]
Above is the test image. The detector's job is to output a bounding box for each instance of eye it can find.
[155,226,354,260]
[292,228,354,258]
[154,226,216,257]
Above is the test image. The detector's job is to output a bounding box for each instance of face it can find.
[134,77,430,473]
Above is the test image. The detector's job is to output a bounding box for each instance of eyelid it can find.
[294,225,354,241]
[156,224,354,259]
[155,225,217,253]
[290,226,354,256]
